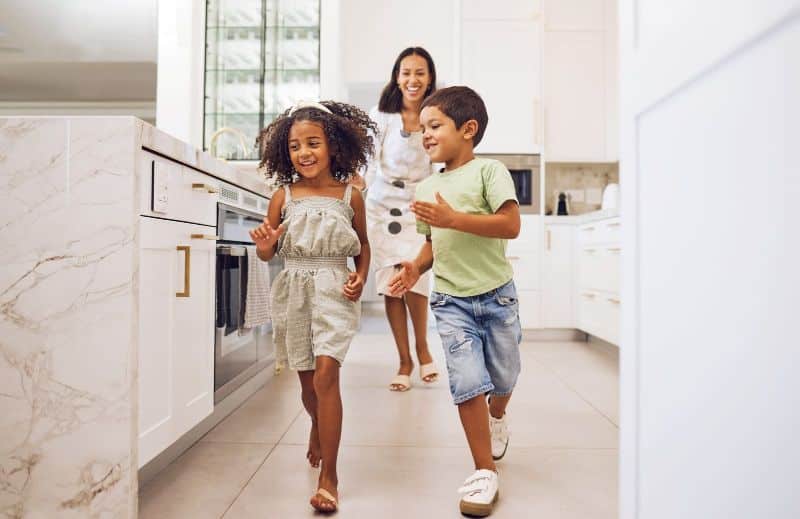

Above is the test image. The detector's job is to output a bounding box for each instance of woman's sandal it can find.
[419,363,439,384]
[310,488,338,513]
[389,374,412,392]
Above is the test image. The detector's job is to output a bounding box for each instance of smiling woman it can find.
[361,47,441,392]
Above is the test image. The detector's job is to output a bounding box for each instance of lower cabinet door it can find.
[138,217,215,467]
[518,289,541,329]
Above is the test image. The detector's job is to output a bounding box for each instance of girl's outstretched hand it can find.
[343,271,364,301]
[249,218,285,252]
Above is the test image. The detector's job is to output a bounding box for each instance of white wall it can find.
[155,0,206,148]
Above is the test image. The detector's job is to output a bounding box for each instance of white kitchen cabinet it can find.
[508,215,541,328]
[576,216,620,344]
[542,0,617,162]
[543,30,606,161]
[138,217,215,467]
[460,18,542,154]
[542,223,574,327]
[544,0,604,30]
[461,0,540,20]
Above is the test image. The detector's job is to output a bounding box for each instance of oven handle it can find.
[218,245,247,257]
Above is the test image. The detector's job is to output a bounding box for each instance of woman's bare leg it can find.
[385,295,414,388]
[404,292,436,381]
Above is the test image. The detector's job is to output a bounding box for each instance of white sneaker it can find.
[490,414,509,460]
[458,469,499,517]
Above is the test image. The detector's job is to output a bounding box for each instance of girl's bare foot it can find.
[310,473,338,513]
[307,423,321,468]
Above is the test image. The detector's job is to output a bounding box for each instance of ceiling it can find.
[0,0,158,102]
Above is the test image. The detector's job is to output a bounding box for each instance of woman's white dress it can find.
[364,107,435,297]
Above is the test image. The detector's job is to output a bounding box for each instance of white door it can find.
[542,224,574,327]
[138,217,215,467]
[620,3,800,518]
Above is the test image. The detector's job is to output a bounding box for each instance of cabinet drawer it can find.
[577,291,620,345]
[579,245,620,293]
[140,152,219,226]
[598,294,621,345]
[578,217,620,246]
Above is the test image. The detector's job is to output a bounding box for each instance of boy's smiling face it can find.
[420,105,477,168]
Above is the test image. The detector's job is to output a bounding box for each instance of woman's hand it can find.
[343,272,365,301]
[249,218,285,252]
[410,192,458,229]
[387,261,420,297]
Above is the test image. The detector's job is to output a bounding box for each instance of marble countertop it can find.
[137,119,269,196]
[543,208,620,225]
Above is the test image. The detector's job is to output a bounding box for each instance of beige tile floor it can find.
[139,310,619,518]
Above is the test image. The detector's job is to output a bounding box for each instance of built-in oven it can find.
[477,154,541,212]
[214,184,280,403]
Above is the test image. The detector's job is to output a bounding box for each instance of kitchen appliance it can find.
[214,183,280,403]
[476,154,541,211]
[601,183,620,210]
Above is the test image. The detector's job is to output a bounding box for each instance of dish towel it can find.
[242,246,271,329]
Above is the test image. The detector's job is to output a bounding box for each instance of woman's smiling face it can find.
[288,120,332,180]
[397,54,431,105]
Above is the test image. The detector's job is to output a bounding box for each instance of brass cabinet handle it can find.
[607,247,622,253]
[176,245,191,297]
[608,297,621,304]
[582,292,597,299]
[607,222,621,228]
[192,182,219,194]
[190,233,219,240]
[546,229,551,251]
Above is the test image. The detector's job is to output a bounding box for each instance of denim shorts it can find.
[430,279,522,405]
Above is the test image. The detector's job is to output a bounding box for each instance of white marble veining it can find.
[0,117,146,518]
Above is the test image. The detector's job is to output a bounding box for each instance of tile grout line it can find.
[528,354,620,430]
[217,406,306,519]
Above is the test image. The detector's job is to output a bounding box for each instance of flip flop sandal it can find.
[389,374,412,392]
[419,363,439,383]
[310,488,338,513]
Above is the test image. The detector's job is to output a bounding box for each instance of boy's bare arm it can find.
[411,193,520,239]
[387,236,432,297]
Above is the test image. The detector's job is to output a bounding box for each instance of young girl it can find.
[250,100,375,513]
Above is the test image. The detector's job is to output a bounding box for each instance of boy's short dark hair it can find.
[421,86,488,146]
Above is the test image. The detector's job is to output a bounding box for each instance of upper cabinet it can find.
[542,0,618,162]
[461,0,540,20]
[460,1,543,154]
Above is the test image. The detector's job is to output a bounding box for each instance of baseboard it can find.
[138,361,275,488]
[521,328,588,342]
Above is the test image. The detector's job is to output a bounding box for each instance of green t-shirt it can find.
[416,157,518,297]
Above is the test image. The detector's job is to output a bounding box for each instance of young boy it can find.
[387,86,522,517]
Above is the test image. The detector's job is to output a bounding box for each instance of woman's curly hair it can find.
[257,101,378,186]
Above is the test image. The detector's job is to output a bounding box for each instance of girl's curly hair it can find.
[257,101,378,186]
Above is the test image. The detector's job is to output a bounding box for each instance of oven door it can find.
[214,203,274,403]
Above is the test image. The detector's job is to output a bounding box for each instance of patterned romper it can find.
[270,183,362,371]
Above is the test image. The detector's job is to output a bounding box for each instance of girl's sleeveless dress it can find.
[270,184,362,370]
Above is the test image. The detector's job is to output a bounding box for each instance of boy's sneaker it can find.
[490,414,509,460]
[458,469,499,517]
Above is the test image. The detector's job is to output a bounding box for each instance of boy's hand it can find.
[411,192,458,229]
[343,272,364,301]
[249,218,285,251]
[387,261,421,297]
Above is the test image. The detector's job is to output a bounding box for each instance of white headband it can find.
[288,100,332,116]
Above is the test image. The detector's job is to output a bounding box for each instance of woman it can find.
[362,47,439,392]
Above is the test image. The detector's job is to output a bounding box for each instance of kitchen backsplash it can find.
[544,162,620,215]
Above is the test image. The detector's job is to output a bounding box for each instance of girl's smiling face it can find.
[397,54,431,105]
[288,120,332,180]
